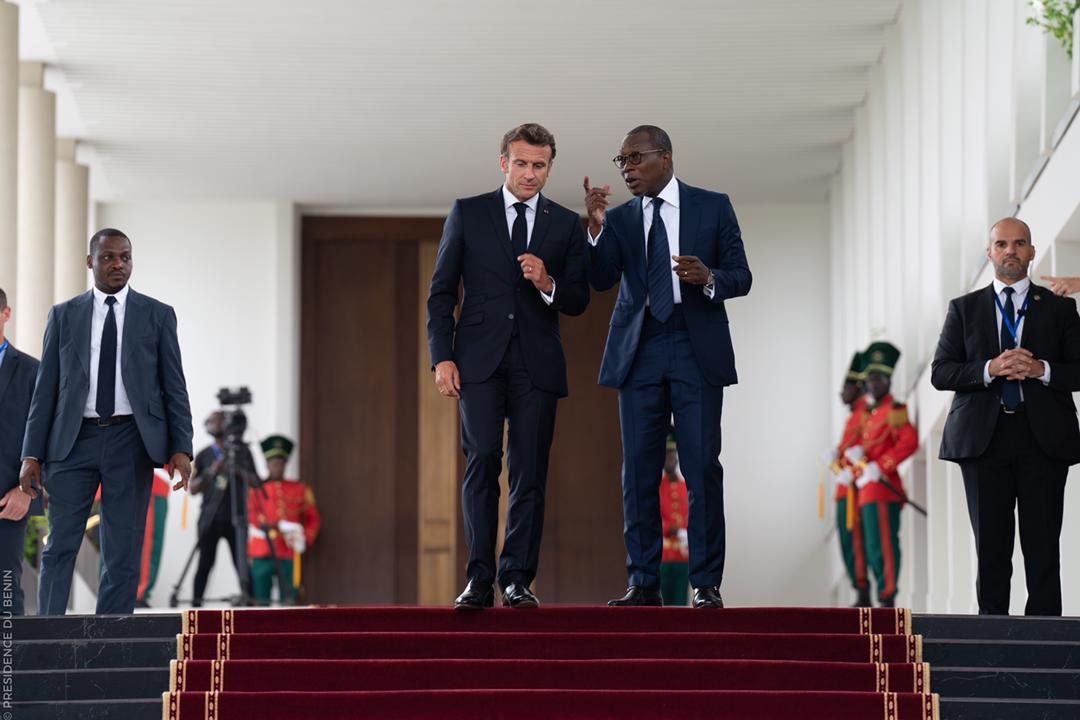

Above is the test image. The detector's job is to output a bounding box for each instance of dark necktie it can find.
[511,202,528,259]
[96,296,118,419]
[647,198,674,322]
[1000,286,1020,411]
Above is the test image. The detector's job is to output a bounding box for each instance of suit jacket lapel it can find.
[1019,283,1048,349]
[74,291,94,380]
[122,289,144,371]
[678,181,700,257]
[0,345,17,408]
[528,194,553,257]
[487,188,517,270]
[629,196,647,287]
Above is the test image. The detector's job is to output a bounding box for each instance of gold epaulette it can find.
[304,487,316,505]
[889,404,909,428]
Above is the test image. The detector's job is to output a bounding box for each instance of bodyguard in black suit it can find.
[427,123,588,609]
[932,217,1080,616]
[584,126,752,608]
[20,229,194,615]
[0,289,41,615]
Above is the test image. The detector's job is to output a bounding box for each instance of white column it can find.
[54,138,89,302]
[15,62,56,355]
[0,2,17,308]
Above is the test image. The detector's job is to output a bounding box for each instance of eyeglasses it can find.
[612,149,665,169]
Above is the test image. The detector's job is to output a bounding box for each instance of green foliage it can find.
[1027,0,1080,59]
[24,516,48,568]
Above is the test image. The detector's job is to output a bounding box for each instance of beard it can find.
[995,259,1027,280]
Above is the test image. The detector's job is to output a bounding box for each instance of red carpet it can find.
[181,605,912,635]
[171,658,931,693]
[163,607,938,720]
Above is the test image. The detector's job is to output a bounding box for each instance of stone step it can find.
[924,639,1080,669]
[942,698,1080,720]
[915,614,1080,642]
[14,638,175,671]
[935,667,1080,700]
[9,613,181,640]
[11,699,161,720]
[13,668,169,701]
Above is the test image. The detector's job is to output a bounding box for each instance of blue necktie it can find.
[1000,287,1020,411]
[96,296,118,419]
[511,202,528,259]
[647,198,674,322]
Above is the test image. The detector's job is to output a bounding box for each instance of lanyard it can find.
[994,290,1031,346]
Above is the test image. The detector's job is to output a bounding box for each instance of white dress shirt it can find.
[502,185,555,305]
[85,284,134,418]
[588,176,714,301]
[981,276,1051,391]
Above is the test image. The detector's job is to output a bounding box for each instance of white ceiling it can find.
[16,0,898,210]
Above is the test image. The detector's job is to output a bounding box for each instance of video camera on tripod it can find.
[169,386,262,607]
[218,386,252,445]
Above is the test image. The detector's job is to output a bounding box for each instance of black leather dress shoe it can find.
[879,595,895,608]
[693,586,724,608]
[501,583,540,609]
[608,586,663,607]
[852,587,872,608]
[454,580,494,610]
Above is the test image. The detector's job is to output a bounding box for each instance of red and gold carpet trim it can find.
[163,607,938,720]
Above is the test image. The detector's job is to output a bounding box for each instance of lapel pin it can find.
[1034,294,1041,301]
[543,208,549,214]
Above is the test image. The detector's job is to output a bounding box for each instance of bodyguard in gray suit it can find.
[0,288,41,615]
[20,229,194,615]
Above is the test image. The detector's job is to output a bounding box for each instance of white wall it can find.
[90,200,299,609]
[830,0,1080,614]
[722,202,835,608]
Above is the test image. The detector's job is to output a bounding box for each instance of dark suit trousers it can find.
[618,309,726,590]
[39,420,154,615]
[458,336,557,589]
[192,518,240,607]
[0,516,29,616]
[960,409,1067,616]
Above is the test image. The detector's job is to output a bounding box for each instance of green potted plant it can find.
[1027,0,1080,59]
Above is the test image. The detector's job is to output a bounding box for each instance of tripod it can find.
[168,438,288,607]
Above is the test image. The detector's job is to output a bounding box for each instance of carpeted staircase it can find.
[163,606,934,719]
[12,608,1080,719]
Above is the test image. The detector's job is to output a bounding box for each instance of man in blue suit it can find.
[0,288,41,615]
[428,123,589,610]
[584,125,751,608]
[20,229,194,615]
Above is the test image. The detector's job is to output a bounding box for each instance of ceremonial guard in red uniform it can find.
[823,352,871,606]
[659,430,689,606]
[843,342,917,608]
[247,435,320,605]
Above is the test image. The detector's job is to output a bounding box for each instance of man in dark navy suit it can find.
[932,217,1080,616]
[427,123,589,610]
[20,229,194,615]
[584,125,751,608]
[0,288,41,615]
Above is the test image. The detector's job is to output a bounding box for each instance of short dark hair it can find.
[626,125,673,154]
[500,123,556,160]
[0,287,7,311]
[89,228,131,255]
